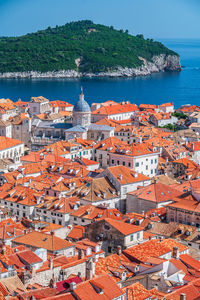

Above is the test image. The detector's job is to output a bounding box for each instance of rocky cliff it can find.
[0,54,181,79]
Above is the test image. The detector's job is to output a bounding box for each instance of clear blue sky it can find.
[0,0,200,38]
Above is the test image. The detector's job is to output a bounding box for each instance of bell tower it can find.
[72,88,91,128]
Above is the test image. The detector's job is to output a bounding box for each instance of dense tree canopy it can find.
[0,20,178,73]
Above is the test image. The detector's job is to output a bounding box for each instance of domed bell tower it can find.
[72,88,91,129]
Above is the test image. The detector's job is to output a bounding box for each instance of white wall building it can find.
[0,136,24,163]
[29,96,50,115]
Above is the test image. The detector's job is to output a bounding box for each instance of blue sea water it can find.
[0,39,200,108]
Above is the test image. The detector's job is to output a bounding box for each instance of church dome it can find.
[73,89,91,113]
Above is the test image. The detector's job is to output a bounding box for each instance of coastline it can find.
[0,54,181,79]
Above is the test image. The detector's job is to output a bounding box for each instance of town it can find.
[0,90,200,299]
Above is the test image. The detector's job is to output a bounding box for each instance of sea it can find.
[0,39,200,108]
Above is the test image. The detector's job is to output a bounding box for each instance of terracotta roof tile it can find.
[12,231,74,252]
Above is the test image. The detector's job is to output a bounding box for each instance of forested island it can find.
[0,20,181,78]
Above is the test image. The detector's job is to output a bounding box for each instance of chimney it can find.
[70,282,77,291]
[86,258,95,280]
[192,143,195,151]
[49,257,53,270]
[117,245,122,256]
[94,254,99,263]
[78,249,84,260]
[172,246,179,259]
[180,293,186,300]
[1,240,6,255]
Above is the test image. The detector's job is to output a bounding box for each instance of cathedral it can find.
[65,88,114,141]
[72,87,91,128]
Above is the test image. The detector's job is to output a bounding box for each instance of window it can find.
[108,246,112,253]
[23,213,26,217]
[128,163,131,167]
[151,170,153,174]
[59,221,62,225]
[155,159,157,163]
[151,159,153,164]
[82,219,85,223]
[23,206,25,209]
[52,220,55,224]
[135,162,139,167]
[146,166,148,170]
[74,217,77,221]
[117,160,120,165]
[104,225,110,230]
[137,232,140,239]
[112,160,114,164]
[123,161,125,166]
[130,235,134,241]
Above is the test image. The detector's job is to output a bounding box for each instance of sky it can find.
[0,0,200,39]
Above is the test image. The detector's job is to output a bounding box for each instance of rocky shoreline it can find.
[0,54,181,79]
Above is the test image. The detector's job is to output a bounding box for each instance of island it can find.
[0,20,181,78]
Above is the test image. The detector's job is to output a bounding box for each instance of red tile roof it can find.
[12,231,74,252]
[122,281,165,300]
[128,182,182,203]
[123,239,188,263]
[180,254,200,272]
[92,103,138,116]
[105,218,143,236]
[107,165,150,184]
[67,225,85,240]
[0,136,23,150]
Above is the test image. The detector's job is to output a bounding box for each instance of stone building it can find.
[126,182,182,214]
[29,96,51,115]
[85,218,143,255]
[10,114,31,147]
[0,120,12,138]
